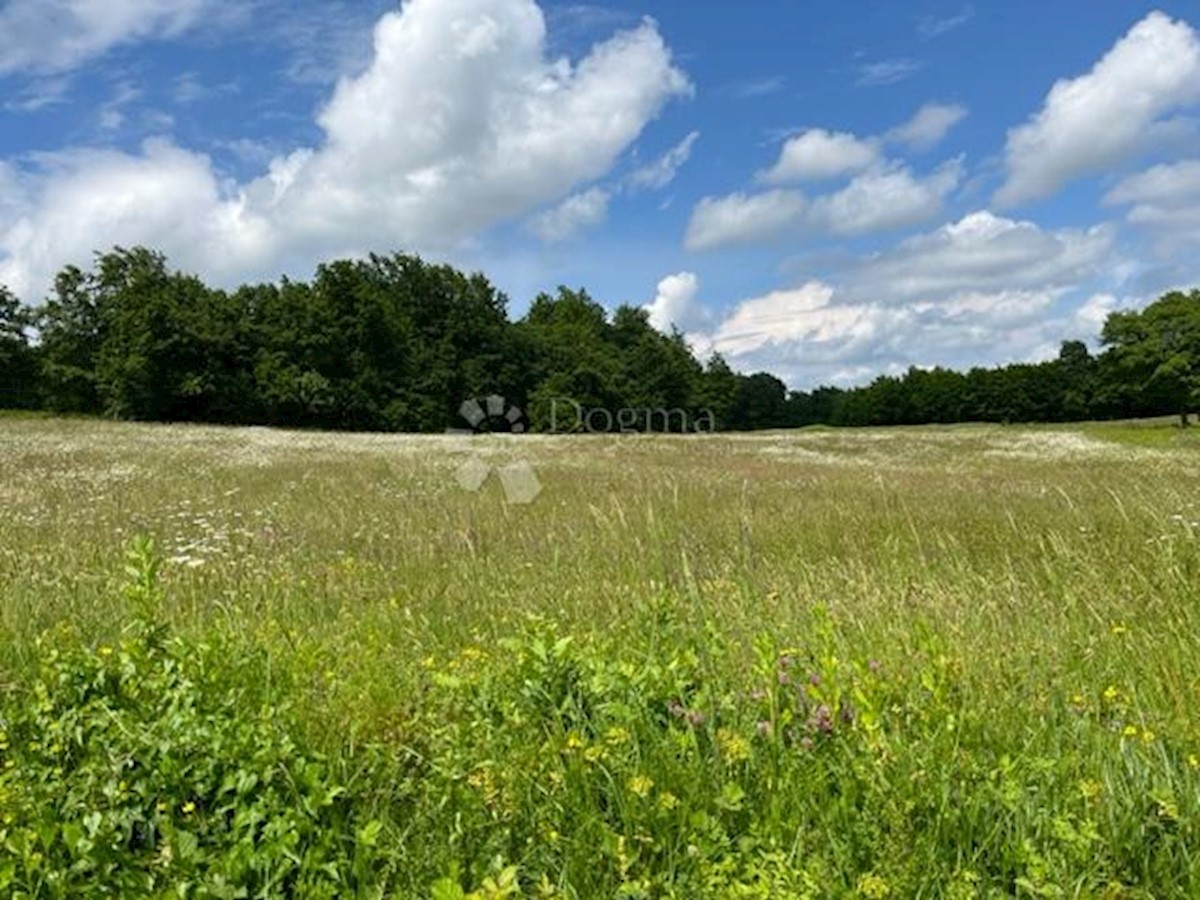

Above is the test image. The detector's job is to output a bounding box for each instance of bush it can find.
[0,543,389,898]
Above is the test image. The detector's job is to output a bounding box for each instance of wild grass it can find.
[1,417,1198,896]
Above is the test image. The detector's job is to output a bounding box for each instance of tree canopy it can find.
[2,247,1197,431]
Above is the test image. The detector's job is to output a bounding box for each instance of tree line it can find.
[0,247,1197,431]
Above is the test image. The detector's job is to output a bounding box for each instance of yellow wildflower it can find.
[1122,725,1139,738]
[716,727,751,764]
[627,775,654,798]
[603,726,631,746]
[1110,623,1128,636]
[182,801,196,815]
[1103,686,1120,702]
[857,873,891,898]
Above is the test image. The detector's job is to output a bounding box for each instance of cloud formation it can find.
[1104,160,1200,246]
[661,211,1119,387]
[0,0,229,75]
[686,161,960,250]
[856,58,924,87]
[886,102,968,152]
[644,271,708,333]
[995,11,1200,207]
[0,0,690,298]
[529,187,610,242]
[627,131,700,191]
[685,190,808,251]
[758,130,881,184]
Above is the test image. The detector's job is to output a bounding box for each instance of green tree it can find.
[521,288,623,430]
[610,306,702,431]
[1101,289,1200,426]
[36,264,106,413]
[728,372,788,430]
[696,353,740,430]
[0,285,37,409]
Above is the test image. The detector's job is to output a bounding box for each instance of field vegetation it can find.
[1,416,1199,896]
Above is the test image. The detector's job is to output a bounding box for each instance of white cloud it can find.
[995,11,1200,207]
[3,76,73,113]
[686,161,960,250]
[708,282,861,357]
[856,58,924,87]
[809,160,962,236]
[1073,293,1119,335]
[260,1,689,251]
[886,102,968,151]
[0,0,229,75]
[0,0,690,299]
[721,76,785,99]
[0,141,274,300]
[1106,159,1200,207]
[684,190,807,251]
[96,81,143,132]
[1104,160,1200,243]
[701,282,1103,388]
[627,131,699,191]
[918,6,974,39]
[758,129,880,184]
[681,210,1121,387]
[528,187,610,242]
[644,271,710,333]
[849,210,1114,303]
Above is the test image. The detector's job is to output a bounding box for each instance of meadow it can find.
[1,414,1198,897]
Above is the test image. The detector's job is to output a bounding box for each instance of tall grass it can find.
[1,418,1198,896]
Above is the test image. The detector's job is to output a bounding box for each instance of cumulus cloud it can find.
[886,102,968,151]
[627,131,699,190]
[679,210,1121,387]
[685,190,807,251]
[685,161,959,250]
[1073,293,1120,335]
[995,11,1200,207]
[528,187,610,242]
[0,141,274,299]
[758,129,881,184]
[847,210,1113,303]
[702,284,1098,388]
[644,271,710,333]
[809,160,962,236]
[0,0,229,75]
[707,282,857,357]
[1104,160,1200,244]
[267,1,689,249]
[0,0,690,299]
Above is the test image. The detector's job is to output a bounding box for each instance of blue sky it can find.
[1,0,1198,388]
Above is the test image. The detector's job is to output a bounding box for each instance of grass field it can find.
[1,416,1199,897]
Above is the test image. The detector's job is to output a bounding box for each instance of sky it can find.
[1,0,1198,389]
